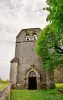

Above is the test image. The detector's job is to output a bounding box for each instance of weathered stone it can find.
[0,84,11,100]
[54,68,63,83]
[46,70,55,89]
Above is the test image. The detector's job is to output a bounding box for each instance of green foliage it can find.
[0,78,3,83]
[56,83,63,89]
[4,80,9,83]
[46,0,63,35]
[0,78,8,90]
[0,83,8,90]
[10,87,63,100]
[36,25,63,71]
[39,0,63,70]
[0,78,9,83]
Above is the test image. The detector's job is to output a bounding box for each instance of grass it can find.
[56,83,63,88]
[10,83,63,100]
[0,78,9,90]
[0,83,8,90]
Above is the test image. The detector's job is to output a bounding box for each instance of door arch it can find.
[25,68,40,90]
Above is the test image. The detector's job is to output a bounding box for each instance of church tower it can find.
[10,28,47,89]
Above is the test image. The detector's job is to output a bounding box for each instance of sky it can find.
[0,0,48,80]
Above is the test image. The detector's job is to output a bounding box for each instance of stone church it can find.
[10,28,63,90]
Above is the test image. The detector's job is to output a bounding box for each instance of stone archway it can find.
[25,68,40,90]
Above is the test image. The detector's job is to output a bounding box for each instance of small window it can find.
[33,33,37,40]
[26,34,30,41]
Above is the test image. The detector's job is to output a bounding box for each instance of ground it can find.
[10,84,63,100]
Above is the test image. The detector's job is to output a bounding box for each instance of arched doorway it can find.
[25,68,40,90]
[28,71,37,90]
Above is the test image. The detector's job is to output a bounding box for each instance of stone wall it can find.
[10,62,18,86]
[54,68,63,83]
[0,84,11,100]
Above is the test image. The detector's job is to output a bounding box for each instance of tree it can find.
[45,0,63,55]
[36,24,63,89]
[46,0,63,42]
[46,0,63,88]
[36,0,63,89]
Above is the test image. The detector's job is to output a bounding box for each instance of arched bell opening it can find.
[26,34,30,41]
[32,33,37,40]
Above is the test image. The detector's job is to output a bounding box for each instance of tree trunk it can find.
[46,70,55,89]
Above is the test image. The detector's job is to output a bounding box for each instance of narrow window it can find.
[26,34,30,41]
[33,33,37,40]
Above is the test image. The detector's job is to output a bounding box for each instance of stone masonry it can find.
[0,84,11,100]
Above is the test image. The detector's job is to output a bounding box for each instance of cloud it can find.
[0,0,48,80]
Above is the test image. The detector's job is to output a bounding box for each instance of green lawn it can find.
[56,83,63,88]
[10,84,63,100]
[0,83,8,90]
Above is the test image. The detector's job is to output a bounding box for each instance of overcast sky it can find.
[0,0,48,80]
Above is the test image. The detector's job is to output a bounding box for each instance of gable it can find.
[16,28,41,42]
